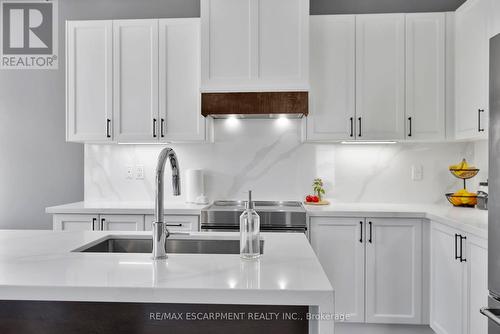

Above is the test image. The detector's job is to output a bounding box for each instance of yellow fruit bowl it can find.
[445,193,478,207]
[449,168,480,180]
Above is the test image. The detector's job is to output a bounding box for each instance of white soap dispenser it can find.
[240,190,261,259]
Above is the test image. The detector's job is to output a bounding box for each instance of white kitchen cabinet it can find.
[309,217,365,322]
[430,221,488,334]
[365,218,423,324]
[307,15,356,141]
[465,234,488,334]
[66,21,113,142]
[405,13,446,140]
[67,18,206,144]
[144,215,199,233]
[112,20,159,143]
[488,0,500,38]
[53,214,98,231]
[99,215,145,231]
[159,19,205,142]
[355,14,406,140]
[310,217,423,325]
[455,0,489,140]
[200,0,309,92]
[430,222,465,334]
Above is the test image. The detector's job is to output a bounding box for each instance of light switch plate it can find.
[411,165,423,181]
[135,166,145,180]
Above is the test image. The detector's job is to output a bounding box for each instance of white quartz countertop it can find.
[0,231,333,306]
[305,202,488,239]
[46,201,209,215]
[46,201,488,238]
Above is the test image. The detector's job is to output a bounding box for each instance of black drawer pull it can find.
[359,221,363,243]
[368,221,372,243]
[478,109,485,132]
[106,119,111,138]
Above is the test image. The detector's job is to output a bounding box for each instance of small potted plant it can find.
[305,178,328,204]
[313,178,325,202]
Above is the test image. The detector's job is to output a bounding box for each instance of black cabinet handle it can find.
[408,117,412,137]
[100,218,105,231]
[368,221,372,243]
[92,218,97,231]
[358,117,362,137]
[455,234,460,260]
[166,223,183,227]
[460,235,467,262]
[161,118,165,138]
[478,109,485,132]
[153,119,157,138]
[359,221,363,243]
[106,119,111,138]
[350,117,354,137]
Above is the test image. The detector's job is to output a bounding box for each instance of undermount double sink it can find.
[75,235,264,255]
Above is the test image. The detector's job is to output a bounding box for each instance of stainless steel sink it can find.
[75,236,264,255]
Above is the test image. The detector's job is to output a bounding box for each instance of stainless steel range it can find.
[201,201,307,233]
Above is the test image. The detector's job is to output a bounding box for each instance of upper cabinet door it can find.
[307,15,355,141]
[159,19,205,142]
[455,0,489,140]
[66,21,113,142]
[365,218,423,324]
[356,14,406,140]
[113,20,159,143]
[257,0,309,89]
[201,0,252,91]
[201,0,308,92]
[488,0,500,38]
[405,13,446,141]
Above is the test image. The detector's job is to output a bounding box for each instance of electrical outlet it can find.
[135,165,145,180]
[411,165,423,181]
[126,166,134,180]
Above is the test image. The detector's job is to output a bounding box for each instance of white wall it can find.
[85,120,488,205]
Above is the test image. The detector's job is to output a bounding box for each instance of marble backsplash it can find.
[85,119,489,205]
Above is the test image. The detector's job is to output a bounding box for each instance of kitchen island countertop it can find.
[0,230,334,333]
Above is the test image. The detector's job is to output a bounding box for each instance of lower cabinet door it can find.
[144,215,199,233]
[99,215,145,231]
[309,217,365,322]
[430,222,465,334]
[53,214,98,231]
[466,234,488,334]
[365,218,423,324]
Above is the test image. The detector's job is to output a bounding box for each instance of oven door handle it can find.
[481,307,500,326]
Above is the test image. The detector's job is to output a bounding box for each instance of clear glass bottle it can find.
[240,191,261,259]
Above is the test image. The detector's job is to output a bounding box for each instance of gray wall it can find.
[0,0,199,230]
[312,0,467,14]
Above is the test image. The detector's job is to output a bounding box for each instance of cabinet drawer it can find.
[144,215,199,232]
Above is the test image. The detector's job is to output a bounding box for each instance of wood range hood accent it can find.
[201,92,309,118]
